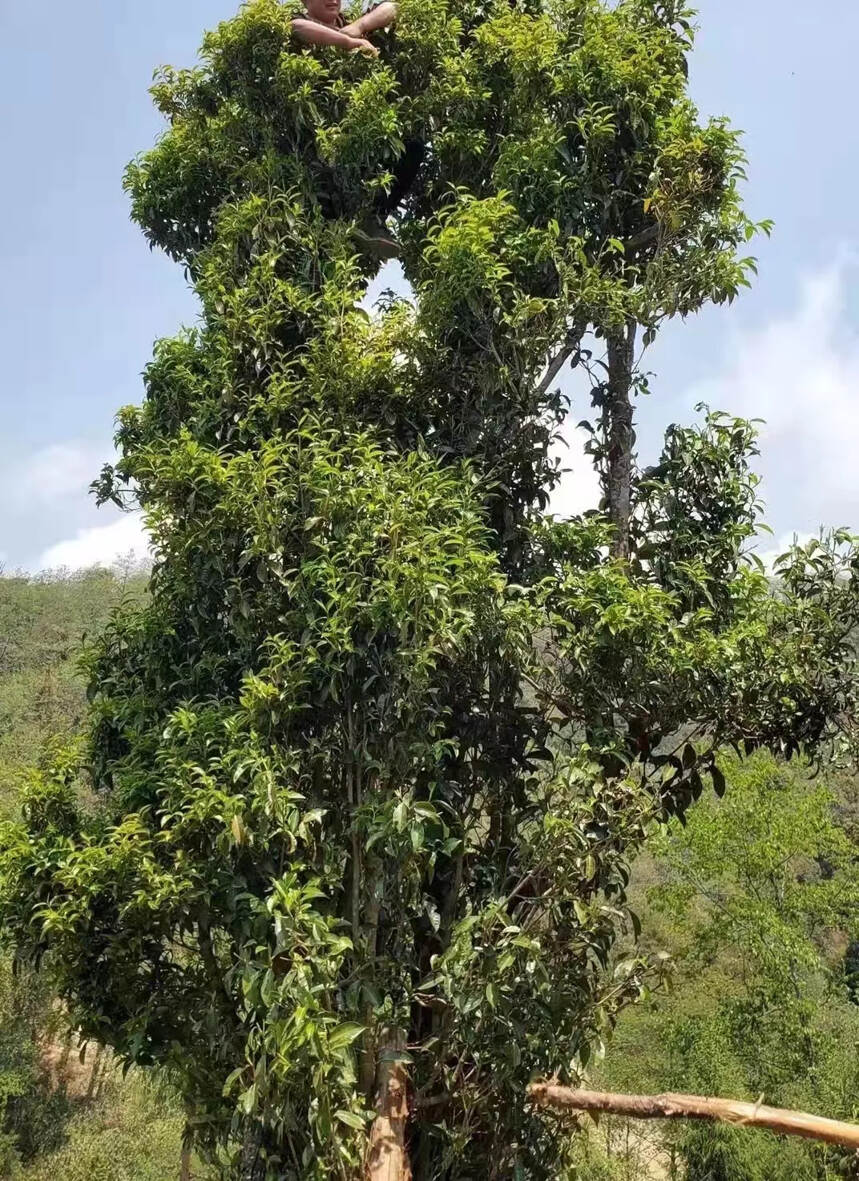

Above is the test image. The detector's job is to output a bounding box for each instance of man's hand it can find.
[349,37,380,56]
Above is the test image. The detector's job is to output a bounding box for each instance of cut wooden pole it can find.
[528,1085,859,1152]
[365,1027,412,1181]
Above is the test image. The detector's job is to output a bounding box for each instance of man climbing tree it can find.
[1,1,857,1179]
[291,0,396,58]
[292,0,416,256]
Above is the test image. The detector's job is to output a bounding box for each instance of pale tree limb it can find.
[535,324,586,398]
[528,1085,859,1152]
[536,343,576,398]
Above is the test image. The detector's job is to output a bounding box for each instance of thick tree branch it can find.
[528,1086,859,1151]
[536,325,586,397]
[624,223,660,253]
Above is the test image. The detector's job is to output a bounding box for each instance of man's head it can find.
[302,0,343,26]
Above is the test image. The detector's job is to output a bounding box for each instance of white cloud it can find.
[551,261,859,535]
[549,424,602,518]
[0,436,130,572]
[754,531,815,573]
[683,260,859,536]
[38,513,150,573]
[6,439,105,503]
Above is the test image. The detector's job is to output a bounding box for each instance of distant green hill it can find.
[0,567,147,817]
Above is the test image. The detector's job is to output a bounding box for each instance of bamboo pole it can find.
[527,1085,859,1151]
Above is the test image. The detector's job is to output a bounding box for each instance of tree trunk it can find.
[359,888,381,1100]
[605,319,638,560]
[86,1044,104,1101]
[179,1142,193,1181]
[58,1031,73,1073]
[56,1030,74,1096]
[95,1049,109,1099]
[239,1123,266,1181]
[365,1027,412,1181]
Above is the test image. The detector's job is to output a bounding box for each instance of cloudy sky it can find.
[1,0,858,572]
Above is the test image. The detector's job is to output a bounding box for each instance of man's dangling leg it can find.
[355,139,426,259]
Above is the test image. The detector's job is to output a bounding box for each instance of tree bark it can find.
[179,1143,193,1181]
[239,1123,266,1181]
[85,1044,104,1101]
[359,883,382,1100]
[365,1027,412,1181]
[605,319,638,560]
[94,1048,110,1099]
[528,1085,859,1151]
[536,323,585,397]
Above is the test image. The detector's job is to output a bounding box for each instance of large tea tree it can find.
[2,1,857,1177]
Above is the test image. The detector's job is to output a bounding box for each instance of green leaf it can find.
[327,1023,366,1052]
[222,1066,245,1096]
[712,763,727,798]
[335,1110,366,1130]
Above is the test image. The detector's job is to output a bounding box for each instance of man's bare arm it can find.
[291,19,379,54]
[341,2,398,38]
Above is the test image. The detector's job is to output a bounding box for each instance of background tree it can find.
[598,753,859,1181]
[1,2,857,1179]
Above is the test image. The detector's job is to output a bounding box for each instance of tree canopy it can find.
[1,1,857,1178]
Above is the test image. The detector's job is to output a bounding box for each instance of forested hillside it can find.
[1,572,856,1178]
[0,568,207,1180]
[584,756,859,1180]
[0,567,145,817]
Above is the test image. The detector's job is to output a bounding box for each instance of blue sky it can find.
[1,0,858,571]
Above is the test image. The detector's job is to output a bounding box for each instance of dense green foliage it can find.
[0,580,856,1177]
[1,2,858,1179]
